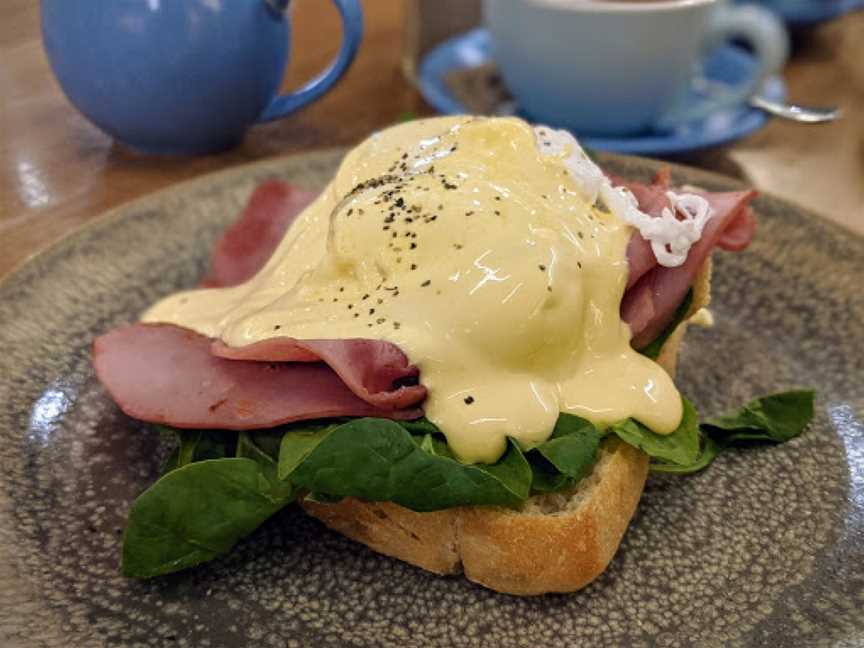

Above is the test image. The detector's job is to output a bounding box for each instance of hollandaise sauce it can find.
[144,117,682,463]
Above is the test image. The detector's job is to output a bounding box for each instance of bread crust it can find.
[302,262,712,595]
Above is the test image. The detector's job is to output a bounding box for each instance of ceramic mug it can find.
[41,0,363,154]
[484,0,789,136]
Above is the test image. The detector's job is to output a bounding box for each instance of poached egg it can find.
[144,117,689,463]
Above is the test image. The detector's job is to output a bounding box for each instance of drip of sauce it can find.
[144,117,682,463]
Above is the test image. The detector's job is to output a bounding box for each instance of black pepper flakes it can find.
[464,396,475,405]
[369,308,376,315]
[410,263,417,270]
[410,242,417,250]
[393,322,401,330]
[421,280,431,287]
[273,325,281,331]
[538,264,546,271]
[376,318,386,325]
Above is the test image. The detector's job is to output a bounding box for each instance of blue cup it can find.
[41,0,363,154]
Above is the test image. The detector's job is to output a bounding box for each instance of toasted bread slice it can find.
[301,262,711,595]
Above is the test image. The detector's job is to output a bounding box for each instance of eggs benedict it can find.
[93,117,813,594]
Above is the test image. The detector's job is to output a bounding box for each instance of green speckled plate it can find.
[1,151,862,648]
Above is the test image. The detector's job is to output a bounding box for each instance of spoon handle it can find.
[750,95,841,124]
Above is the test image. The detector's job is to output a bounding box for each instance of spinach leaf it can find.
[288,418,531,511]
[611,397,700,466]
[648,390,815,474]
[400,418,442,436]
[638,289,694,360]
[649,436,723,474]
[525,452,574,493]
[175,431,199,468]
[122,458,294,578]
[515,414,605,493]
[159,428,236,475]
[129,389,813,578]
[277,424,339,481]
[531,414,604,482]
[703,390,815,443]
[244,429,285,462]
[418,433,437,455]
[237,432,294,500]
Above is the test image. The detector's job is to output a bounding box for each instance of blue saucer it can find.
[737,0,864,27]
[418,29,787,156]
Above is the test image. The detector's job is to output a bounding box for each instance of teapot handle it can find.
[257,0,363,122]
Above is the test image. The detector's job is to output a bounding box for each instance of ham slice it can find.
[93,172,756,432]
[201,180,317,288]
[211,337,426,410]
[93,324,424,430]
[615,171,757,348]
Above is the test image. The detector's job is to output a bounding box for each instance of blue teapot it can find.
[41,0,363,154]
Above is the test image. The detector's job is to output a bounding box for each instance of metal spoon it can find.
[749,96,841,124]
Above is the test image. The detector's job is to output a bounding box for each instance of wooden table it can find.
[2,1,862,280]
